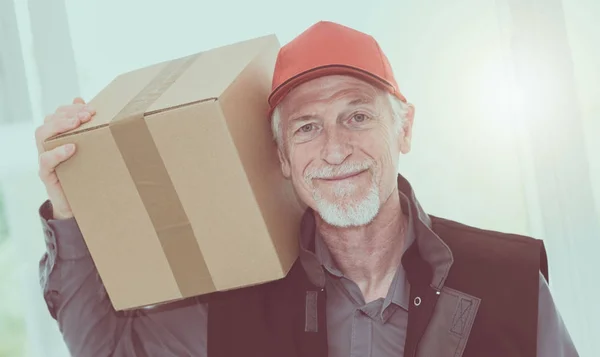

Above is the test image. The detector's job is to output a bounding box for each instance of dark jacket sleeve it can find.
[39,199,135,356]
[38,200,209,357]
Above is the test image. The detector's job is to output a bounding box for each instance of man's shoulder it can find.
[430,214,540,245]
[429,215,549,282]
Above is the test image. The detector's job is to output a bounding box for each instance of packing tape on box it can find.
[109,53,217,297]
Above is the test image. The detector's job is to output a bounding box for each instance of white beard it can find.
[312,179,380,227]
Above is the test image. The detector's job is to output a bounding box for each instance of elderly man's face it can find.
[277,75,413,227]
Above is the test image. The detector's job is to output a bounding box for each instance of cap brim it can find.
[268,64,406,117]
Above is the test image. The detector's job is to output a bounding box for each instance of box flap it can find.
[45,34,278,144]
[46,60,170,142]
[147,35,278,114]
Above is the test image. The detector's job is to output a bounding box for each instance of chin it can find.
[313,184,381,227]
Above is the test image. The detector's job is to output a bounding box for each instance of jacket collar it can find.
[298,173,454,292]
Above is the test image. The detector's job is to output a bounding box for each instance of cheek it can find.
[354,130,400,193]
[286,144,326,204]
[359,128,398,165]
[287,144,317,180]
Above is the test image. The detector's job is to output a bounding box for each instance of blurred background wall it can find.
[0,0,598,356]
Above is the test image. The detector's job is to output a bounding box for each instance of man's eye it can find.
[352,113,368,122]
[298,124,314,133]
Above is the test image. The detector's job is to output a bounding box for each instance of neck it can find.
[315,187,407,303]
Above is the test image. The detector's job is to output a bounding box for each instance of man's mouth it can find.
[319,169,367,182]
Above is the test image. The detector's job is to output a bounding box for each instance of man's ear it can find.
[278,147,291,178]
[399,104,415,154]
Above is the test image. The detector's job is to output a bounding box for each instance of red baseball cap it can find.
[268,21,407,117]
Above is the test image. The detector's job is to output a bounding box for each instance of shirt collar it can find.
[298,173,454,292]
[313,191,415,311]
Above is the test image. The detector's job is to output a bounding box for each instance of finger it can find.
[55,103,96,116]
[35,116,83,154]
[38,144,76,183]
[44,111,67,123]
[73,97,85,105]
[56,103,85,113]
[45,105,95,123]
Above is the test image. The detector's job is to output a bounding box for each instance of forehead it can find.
[279,75,382,116]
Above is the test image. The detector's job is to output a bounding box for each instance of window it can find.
[0,0,33,125]
[0,182,27,357]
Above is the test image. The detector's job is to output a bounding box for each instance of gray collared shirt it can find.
[314,208,415,357]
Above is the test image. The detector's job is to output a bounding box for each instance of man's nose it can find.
[320,128,352,165]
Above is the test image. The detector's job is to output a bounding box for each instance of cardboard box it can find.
[43,35,304,311]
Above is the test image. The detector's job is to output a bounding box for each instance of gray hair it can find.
[271,93,409,148]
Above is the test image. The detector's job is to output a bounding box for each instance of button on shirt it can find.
[314,209,416,357]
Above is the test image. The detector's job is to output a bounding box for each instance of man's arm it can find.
[39,200,208,356]
[537,272,579,357]
[39,199,138,356]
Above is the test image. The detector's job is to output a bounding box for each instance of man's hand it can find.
[35,97,95,220]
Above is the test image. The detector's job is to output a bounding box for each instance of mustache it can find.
[304,160,374,180]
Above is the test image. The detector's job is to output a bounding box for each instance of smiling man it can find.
[276,76,403,229]
[36,21,577,357]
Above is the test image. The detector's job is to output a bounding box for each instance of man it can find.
[35,21,578,356]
